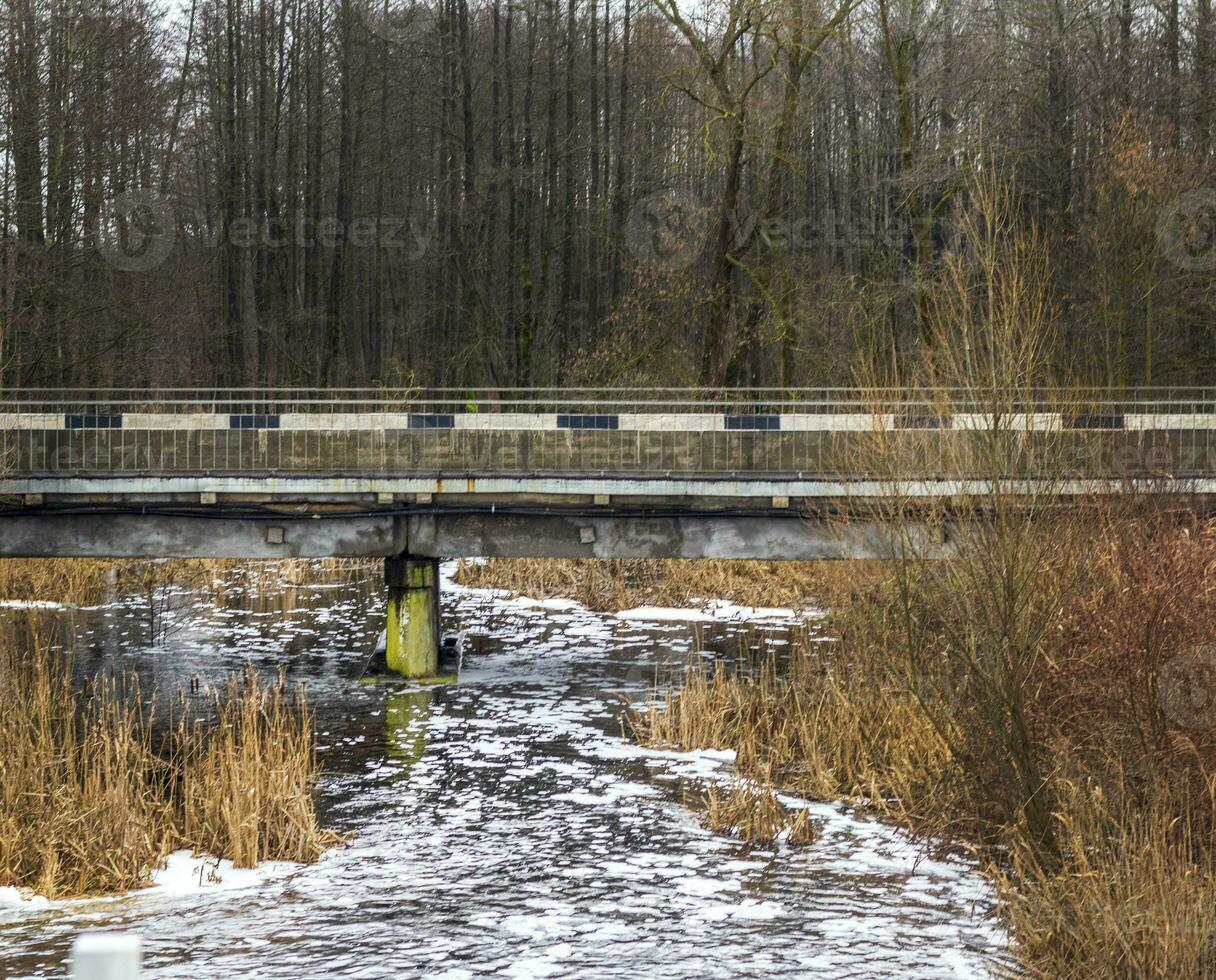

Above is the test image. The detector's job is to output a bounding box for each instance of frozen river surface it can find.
[0,563,1007,978]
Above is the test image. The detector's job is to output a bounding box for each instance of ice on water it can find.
[0,560,1008,978]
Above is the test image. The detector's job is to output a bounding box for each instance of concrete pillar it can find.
[385,557,440,678]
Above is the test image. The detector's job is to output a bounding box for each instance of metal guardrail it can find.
[3,389,1216,482]
[3,387,1216,414]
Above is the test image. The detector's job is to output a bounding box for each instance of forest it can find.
[2,0,1215,389]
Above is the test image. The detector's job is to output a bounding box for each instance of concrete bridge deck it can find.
[1,387,1214,561]
[3,387,1214,675]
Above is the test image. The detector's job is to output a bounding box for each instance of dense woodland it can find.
[2,0,1216,389]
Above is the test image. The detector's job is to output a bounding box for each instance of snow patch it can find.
[615,606,716,623]
[0,886,50,910]
[148,850,305,896]
[0,851,305,916]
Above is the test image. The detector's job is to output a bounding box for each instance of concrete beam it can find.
[0,513,408,559]
[405,512,945,560]
[0,509,947,560]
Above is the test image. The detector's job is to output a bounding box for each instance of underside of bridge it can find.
[0,502,920,561]
[0,490,938,680]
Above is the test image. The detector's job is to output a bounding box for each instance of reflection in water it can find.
[384,688,433,769]
[0,562,1008,979]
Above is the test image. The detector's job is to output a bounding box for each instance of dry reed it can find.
[0,635,336,898]
[631,636,957,835]
[455,556,884,613]
[0,557,382,610]
[0,559,118,607]
[0,638,173,898]
[175,668,339,866]
[996,765,1216,979]
[697,782,815,845]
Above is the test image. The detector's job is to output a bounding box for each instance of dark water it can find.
[0,562,1006,978]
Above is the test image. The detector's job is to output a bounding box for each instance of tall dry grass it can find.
[0,637,173,898]
[0,559,366,898]
[455,556,884,612]
[0,558,230,607]
[0,635,336,899]
[632,161,1216,975]
[0,557,382,609]
[630,650,953,826]
[0,559,118,606]
[175,668,337,866]
[1001,767,1216,978]
[697,782,817,845]
[993,513,1216,977]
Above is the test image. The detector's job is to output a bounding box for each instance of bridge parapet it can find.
[8,388,1214,675]
[2,388,1216,483]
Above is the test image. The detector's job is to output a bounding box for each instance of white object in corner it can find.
[71,933,141,980]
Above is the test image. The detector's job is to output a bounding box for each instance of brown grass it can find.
[630,637,958,836]
[0,637,173,898]
[697,782,816,846]
[175,668,339,867]
[454,556,885,612]
[0,559,119,607]
[0,557,382,609]
[0,558,227,607]
[0,634,336,899]
[999,770,1216,979]
[0,557,371,898]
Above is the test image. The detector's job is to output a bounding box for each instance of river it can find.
[0,561,1008,978]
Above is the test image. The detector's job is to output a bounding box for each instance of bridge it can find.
[1,387,1212,676]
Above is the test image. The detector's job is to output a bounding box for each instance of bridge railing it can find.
[2,388,1216,482]
[3,386,1216,415]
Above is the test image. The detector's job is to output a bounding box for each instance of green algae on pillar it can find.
[384,558,440,678]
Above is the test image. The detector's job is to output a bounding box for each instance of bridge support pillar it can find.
[385,558,440,679]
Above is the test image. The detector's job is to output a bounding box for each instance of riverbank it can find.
[0,558,379,609]
[5,550,1209,971]
[465,539,1216,978]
